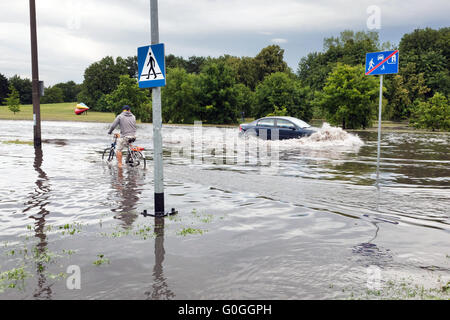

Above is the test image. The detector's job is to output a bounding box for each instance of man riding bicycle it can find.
[108,105,137,168]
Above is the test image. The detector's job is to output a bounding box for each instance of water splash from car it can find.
[242,123,364,151]
[297,123,364,148]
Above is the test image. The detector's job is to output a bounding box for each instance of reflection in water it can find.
[145,217,175,300]
[109,167,143,228]
[22,147,52,299]
[352,181,393,267]
[107,165,174,299]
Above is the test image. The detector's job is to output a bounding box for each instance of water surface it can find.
[0,120,448,299]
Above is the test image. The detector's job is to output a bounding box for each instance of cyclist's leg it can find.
[117,151,123,168]
[116,137,126,168]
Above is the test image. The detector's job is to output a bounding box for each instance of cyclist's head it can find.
[122,105,131,112]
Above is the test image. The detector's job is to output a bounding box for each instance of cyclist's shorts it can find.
[116,136,136,151]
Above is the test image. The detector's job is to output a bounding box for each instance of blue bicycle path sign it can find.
[138,43,166,88]
[365,50,399,76]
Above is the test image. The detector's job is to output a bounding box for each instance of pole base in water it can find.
[141,208,178,218]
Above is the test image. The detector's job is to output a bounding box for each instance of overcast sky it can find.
[0,0,448,86]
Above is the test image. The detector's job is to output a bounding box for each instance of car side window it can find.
[258,119,275,127]
[276,119,296,129]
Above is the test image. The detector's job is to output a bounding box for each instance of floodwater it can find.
[0,119,449,300]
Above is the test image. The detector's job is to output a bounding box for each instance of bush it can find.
[40,86,64,104]
[255,72,313,121]
[316,63,378,129]
[196,61,239,124]
[161,67,199,123]
[410,92,450,131]
[103,75,151,122]
[266,105,288,117]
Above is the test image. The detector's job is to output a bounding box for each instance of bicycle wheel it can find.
[102,147,115,162]
[128,151,146,169]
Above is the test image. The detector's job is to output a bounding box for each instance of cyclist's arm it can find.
[108,115,121,134]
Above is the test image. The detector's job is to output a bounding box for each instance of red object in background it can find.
[75,108,88,115]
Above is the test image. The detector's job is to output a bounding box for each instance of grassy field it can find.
[0,102,115,123]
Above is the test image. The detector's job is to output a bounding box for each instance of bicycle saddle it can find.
[128,137,136,143]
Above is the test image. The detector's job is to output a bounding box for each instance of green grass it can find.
[0,102,116,123]
[0,266,30,292]
[93,254,110,266]
[177,227,205,236]
[2,139,34,145]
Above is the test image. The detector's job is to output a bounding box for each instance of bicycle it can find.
[102,134,146,169]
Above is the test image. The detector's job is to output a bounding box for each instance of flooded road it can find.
[0,119,449,299]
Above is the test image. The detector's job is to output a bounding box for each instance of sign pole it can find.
[29,0,41,148]
[376,74,383,186]
[150,0,165,216]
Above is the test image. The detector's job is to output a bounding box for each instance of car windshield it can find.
[287,118,311,128]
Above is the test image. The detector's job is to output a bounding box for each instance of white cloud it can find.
[0,0,448,85]
[271,38,288,44]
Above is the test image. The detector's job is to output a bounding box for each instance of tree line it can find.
[1,27,448,130]
[0,75,82,105]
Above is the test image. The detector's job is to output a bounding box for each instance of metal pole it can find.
[29,0,41,148]
[376,75,383,185]
[150,0,164,215]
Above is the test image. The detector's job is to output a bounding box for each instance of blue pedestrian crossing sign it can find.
[138,43,166,88]
[365,50,399,76]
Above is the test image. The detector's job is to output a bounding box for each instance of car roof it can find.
[255,116,311,128]
[258,116,298,121]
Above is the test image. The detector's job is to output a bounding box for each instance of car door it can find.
[275,119,298,140]
[257,118,275,140]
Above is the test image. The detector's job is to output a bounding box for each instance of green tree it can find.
[255,72,313,121]
[104,75,152,122]
[384,74,411,120]
[53,81,82,102]
[401,62,431,117]
[9,75,32,105]
[6,84,20,115]
[234,83,256,119]
[40,86,64,104]
[266,105,288,117]
[410,92,449,131]
[161,67,199,123]
[196,61,239,124]
[297,52,330,91]
[297,30,383,92]
[116,56,139,79]
[185,56,206,74]
[254,45,289,82]
[165,54,206,74]
[316,63,379,129]
[399,27,449,97]
[323,30,381,65]
[77,56,129,110]
[0,73,9,105]
[166,54,187,70]
[235,57,259,90]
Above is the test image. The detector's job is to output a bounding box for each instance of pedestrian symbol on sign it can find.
[146,52,161,79]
